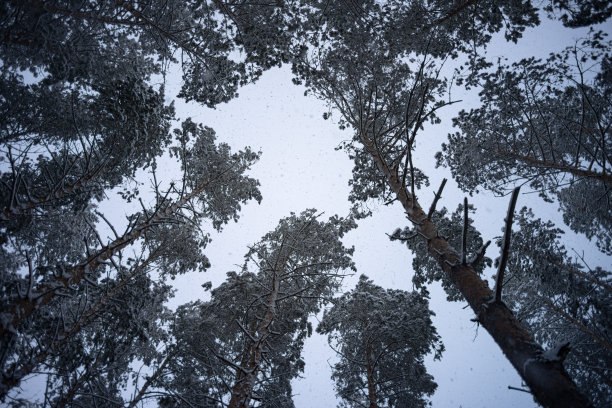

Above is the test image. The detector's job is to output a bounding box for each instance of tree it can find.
[129,210,356,408]
[36,265,173,408]
[0,1,289,404]
[437,35,612,254]
[317,275,443,408]
[1,0,312,108]
[0,119,262,401]
[292,1,597,406]
[390,203,492,302]
[2,1,611,406]
[544,1,612,27]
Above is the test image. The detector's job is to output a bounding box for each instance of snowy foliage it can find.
[437,35,612,254]
[498,208,611,406]
[390,204,492,301]
[1,1,611,407]
[318,275,443,408]
[150,210,355,407]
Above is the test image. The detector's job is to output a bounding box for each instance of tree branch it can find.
[494,187,520,302]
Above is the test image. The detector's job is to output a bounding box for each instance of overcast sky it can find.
[149,15,608,408]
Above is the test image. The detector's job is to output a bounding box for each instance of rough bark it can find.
[359,134,593,408]
[365,343,379,408]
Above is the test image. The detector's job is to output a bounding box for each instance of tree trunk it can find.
[365,343,379,408]
[228,268,282,408]
[360,134,593,408]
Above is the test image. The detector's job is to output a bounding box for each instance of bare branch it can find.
[508,385,532,394]
[427,178,447,219]
[494,187,520,302]
[468,240,491,267]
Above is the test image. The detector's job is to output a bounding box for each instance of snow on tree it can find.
[437,35,612,254]
[390,203,492,302]
[0,1,287,404]
[35,267,173,407]
[132,210,355,408]
[291,1,600,406]
[318,275,443,408]
[497,208,611,406]
[1,1,611,407]
[0,120,261,400]
[0,0,312,108]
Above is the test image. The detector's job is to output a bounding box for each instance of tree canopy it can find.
[0,1,610,407]
[318,275,443,408]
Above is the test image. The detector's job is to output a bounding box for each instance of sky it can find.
[87,13,611,408]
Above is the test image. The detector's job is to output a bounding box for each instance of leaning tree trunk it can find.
[228,270,282,408]
[360,134,592,408]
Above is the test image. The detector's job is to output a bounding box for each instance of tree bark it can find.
[365,343,379,408]
[360,134,593,408]
[228,265,283,408]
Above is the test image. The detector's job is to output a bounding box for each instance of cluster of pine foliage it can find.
[0,1,610,407]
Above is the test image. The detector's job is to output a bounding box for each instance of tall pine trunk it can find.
[360,134,592,408]
[228,269,281,408]
[365,343,379,408]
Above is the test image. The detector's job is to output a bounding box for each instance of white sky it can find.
[109,15,609,408]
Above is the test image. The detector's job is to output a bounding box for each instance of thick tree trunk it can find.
[360,134,592,408]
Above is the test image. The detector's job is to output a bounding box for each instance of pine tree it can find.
[498,208,611,406]
[291,1,601,406]
[0,120,261,400]
[137,210,356,407]
[318,275,443,408]
[437,36,612,254]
